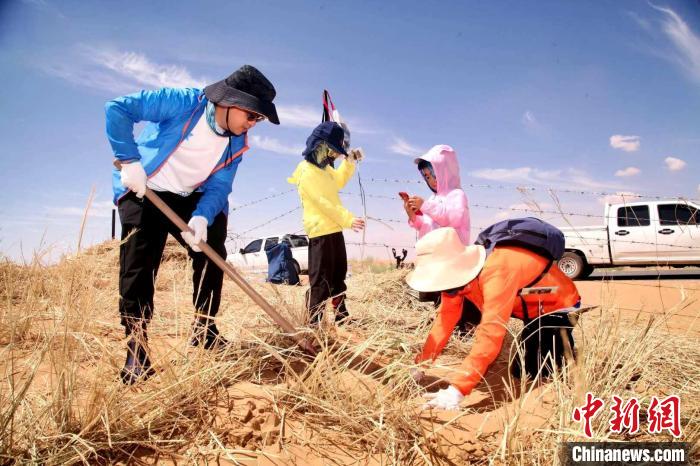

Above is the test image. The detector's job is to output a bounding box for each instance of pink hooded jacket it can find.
[409,145,471,244]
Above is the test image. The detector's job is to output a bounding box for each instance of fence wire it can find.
[217,180,698,296]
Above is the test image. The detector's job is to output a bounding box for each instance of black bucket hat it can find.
[204,65,280,125]
[302,122,349,158]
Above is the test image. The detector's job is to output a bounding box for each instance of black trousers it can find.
[118,191,227,333]
[511,312,576,379]
[307,231,348,324]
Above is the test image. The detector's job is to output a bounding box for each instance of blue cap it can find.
[302,121,349,158]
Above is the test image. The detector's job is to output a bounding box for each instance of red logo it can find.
[572,392,605,438]
[609,396,640,434]
[648,395,681,438]
[573,394,682,438]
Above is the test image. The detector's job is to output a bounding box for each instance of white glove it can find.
[120,161,147,198]
[182,216,208,252]
[422,385,464,411]
[347,147,365,163]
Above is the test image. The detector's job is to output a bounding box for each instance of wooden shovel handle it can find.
[142,188,316,355]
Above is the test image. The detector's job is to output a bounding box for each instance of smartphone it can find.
[398,192,423,215]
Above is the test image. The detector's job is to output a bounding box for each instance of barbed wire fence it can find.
[222,178,699,258]
[107,177,698,332]
[348,180,700,331]
[107,179,697,250]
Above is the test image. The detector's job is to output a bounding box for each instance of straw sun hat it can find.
[406,228,486,293]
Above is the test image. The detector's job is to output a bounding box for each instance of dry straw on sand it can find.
[1,240,698,464]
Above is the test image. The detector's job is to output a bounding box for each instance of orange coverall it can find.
[415,245,580,395]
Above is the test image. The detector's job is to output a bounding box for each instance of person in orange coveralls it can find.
[406,227,581,410]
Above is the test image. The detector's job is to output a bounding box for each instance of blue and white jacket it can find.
[105,87,248,225]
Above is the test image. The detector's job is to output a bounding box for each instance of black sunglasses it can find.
[244,110,265,122]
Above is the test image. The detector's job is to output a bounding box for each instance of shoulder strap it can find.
[519,260,554,323]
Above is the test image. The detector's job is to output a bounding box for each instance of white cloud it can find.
[46,200,114,219]
[389,137,423,157]
[521,110,542,130]
[471,167,537,183]
[651,4,700,84]
[276,105,320,129]
[469,166,625,191]
[565,168,628,190]
[665,156,686,171]
[41,62,126,93]
[250,135,303,156]
[494,202,554,221]
[42,45,372,140]
[626,10,652,31]
[470,167,563,184]
[22,0,65,18]
[44,47,326,130]
[615,166,641,177]
[41,45,208,93]
[342,116,380,136]
[598,191,644,205]
[610,134,640,152]
[275,105,378,135]
[23,0,49,6]
[91,48,207,89]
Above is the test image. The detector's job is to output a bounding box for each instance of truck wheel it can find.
[558,252,587,280]
[292,260,301,276]
[580,264,594,279]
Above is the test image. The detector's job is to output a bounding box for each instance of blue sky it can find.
[0,0,698,262]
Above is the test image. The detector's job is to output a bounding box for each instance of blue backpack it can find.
[266,242,300,285]
[475,217,565,260]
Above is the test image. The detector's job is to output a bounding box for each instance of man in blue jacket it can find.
[105,65,280,384]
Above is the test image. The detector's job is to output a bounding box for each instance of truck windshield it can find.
[242,239,262,254]
[283,235,309,248]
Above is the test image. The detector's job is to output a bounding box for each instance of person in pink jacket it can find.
[403,145,476,331]
[404,145,470,244]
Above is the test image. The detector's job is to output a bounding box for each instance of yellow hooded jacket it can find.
[287,159,356,238]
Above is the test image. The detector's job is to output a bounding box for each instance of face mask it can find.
[206,101,233,137]
[312,143,336,168]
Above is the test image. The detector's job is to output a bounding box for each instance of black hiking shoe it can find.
[120,337,155,385]
[191,319,230,350]
[334,311,356,326]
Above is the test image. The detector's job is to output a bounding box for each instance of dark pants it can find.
[118,191,227,334]
[511,312,576,379]
[307,231,348,324]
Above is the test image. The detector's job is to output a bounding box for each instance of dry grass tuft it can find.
[0,243,697,464]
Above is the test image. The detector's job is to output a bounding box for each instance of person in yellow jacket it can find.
[288,122,365,325]
[406,227,581,410]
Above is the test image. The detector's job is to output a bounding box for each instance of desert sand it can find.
[1,242,697,464]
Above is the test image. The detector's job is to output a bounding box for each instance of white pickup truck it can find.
[557,200,700,279]
[227,234,309,274]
